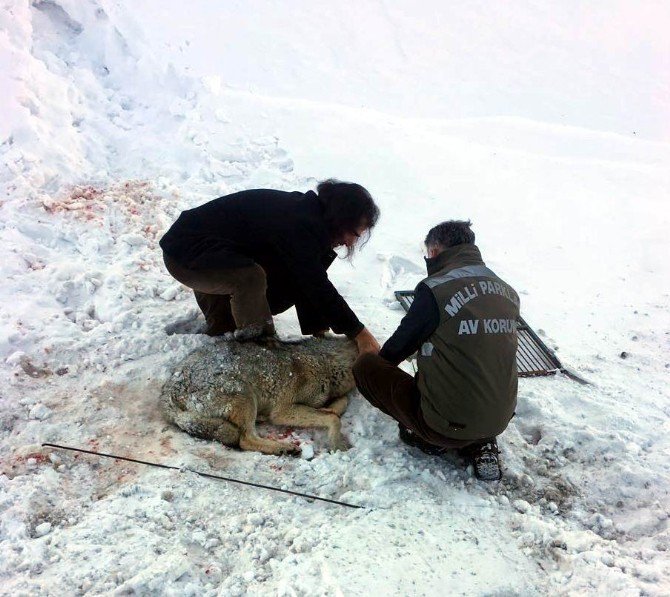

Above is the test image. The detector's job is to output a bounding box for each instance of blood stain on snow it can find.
[1,452,51,479]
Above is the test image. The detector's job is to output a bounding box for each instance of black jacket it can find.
[160,189,364,337]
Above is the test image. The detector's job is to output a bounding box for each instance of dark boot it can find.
[194,292,236,336]
[460,438,502,481]
[233,319,276,342]
[398,424,446,455]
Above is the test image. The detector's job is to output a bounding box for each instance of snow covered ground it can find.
[1,0,669,594]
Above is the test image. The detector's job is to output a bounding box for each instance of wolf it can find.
[160,336,358,455]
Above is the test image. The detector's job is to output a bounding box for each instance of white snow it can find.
[1,0,669,595]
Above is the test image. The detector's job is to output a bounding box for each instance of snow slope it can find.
[1,1,669,594]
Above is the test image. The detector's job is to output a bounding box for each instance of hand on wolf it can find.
[354,327,381,355]
[328,434,351,452]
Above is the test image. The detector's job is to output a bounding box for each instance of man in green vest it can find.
[353,220,519,480]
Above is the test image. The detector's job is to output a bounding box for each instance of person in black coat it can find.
[160,179,381,354]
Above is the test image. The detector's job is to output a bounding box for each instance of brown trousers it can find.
[352,353,472,450]
[163,253,272,336]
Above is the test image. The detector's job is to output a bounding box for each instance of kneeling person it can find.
[353,220,520,480]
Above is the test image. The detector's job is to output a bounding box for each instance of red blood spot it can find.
[21,452,50,465]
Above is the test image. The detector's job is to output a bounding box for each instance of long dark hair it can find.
[316,179,380,257]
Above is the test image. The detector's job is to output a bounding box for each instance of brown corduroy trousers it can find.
[352,353,473,450]
[163,253,273,336]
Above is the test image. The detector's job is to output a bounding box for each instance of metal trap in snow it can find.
[394,290,588,384]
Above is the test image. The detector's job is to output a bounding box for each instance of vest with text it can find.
[417,243,520,440]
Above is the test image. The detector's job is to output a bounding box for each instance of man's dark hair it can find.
[424,220,475,250]
[317,179,380,256]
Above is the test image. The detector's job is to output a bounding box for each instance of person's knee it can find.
[352,352,379,384]
[234,265,267,292]
[211,265,267,297]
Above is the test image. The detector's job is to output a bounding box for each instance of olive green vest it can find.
[417,244,519,440]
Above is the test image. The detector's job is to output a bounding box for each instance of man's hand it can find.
[312,329,329,338]
[354,327,381,355]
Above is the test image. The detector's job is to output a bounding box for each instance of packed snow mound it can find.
[1,0,670,595]
[1,0,215,197]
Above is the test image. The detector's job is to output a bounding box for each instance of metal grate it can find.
[393,290,587,383]
[514,317,562,377]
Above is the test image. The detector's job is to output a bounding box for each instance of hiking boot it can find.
[398,424,446,456]
[461,439,502,481]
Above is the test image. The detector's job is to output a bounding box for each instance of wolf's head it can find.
[313,336,359,397]
[260,335,359,397]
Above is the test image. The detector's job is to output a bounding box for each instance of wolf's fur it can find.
[160,337,358,455]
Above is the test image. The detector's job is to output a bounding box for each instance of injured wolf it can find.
[160,336,358,456]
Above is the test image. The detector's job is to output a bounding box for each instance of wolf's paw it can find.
[328,436,351,452]
[281,444,302,457]
[321,396,349,417]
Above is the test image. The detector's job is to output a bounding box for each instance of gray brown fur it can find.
[160,337,358,455]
